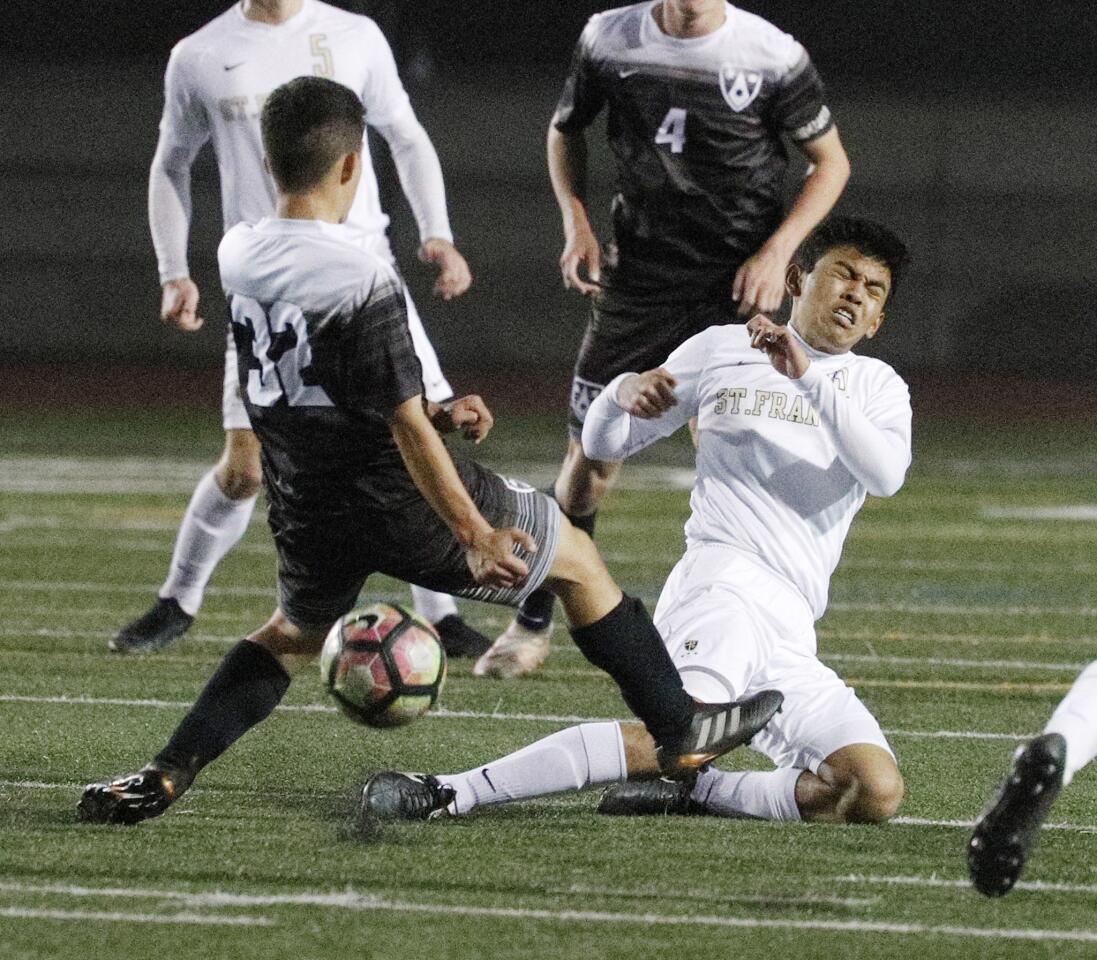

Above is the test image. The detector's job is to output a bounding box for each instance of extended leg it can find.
[80,610,328,824]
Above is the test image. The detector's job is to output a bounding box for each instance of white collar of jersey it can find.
[232,0,313,31]
[641,0,733,48]
[254,216,357,242]
[787,320,851,362]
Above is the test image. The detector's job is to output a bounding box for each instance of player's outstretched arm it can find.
[390,396,534,588]
[733,128,850,317]
[747,315,910,496]
[548,123,601,296]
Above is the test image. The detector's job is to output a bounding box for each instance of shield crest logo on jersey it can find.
[719,65,762,112]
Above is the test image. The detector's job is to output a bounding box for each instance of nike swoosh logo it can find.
[618,68,639,78]
[224,62,246,71]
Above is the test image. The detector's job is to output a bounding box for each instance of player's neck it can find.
[653,1,726,39]
[241,0,304,26]
[277,193,345,225]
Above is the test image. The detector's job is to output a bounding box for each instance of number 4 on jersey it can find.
[655,107,687,154]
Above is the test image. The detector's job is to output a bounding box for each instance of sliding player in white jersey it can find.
[362,217,913,827]
[969,663,1097,895]
[113,0,489,658]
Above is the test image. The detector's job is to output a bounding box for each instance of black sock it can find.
[569,594,692,746]
[516,487,598,631]
[153,639,290,791]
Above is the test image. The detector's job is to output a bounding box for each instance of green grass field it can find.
[2,407,1096,959]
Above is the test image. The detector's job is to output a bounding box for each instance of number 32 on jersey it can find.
[231,296,334,408]
[655,107,687,154]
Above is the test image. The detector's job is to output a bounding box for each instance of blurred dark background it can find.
[2,1,1095,410]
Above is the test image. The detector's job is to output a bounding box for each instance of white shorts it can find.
[653,543,894,775]
[221,287,453,430]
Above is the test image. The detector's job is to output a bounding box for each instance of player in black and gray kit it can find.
[480,0,851,678]
[76,76,782,825]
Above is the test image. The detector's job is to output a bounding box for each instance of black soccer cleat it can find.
[656,689,784,779]
[598,776,702,817]
[359,772,455,823]
[968,733,1066,897]
[109,597,193,653]
[433,614,492,659]
[76,767,178,825]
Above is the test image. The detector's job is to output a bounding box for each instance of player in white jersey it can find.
[113,0,489,657]
[362,216,913,827]
[969,663,1097,895]
[481,0,851,679]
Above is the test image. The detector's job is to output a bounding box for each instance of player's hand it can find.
[615,368,678,419]
[733,246,788,318]
[419,238,472,300]
[160,278,203,332]
[747,315,810,379]
[446,394,494,444]
[466,527,536,588]
[560,225,602,296]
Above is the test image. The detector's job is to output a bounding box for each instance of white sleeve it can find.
[796,362,911,497]
[361,21,452,244]
[148,46,210,283]
[582,331,709,461]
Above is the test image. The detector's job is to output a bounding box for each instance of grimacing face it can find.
[788,244,892,355]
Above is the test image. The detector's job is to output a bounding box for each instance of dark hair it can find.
[797,216,911,298]
[261,76,365,193]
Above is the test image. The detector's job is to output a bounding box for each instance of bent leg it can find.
[793,744,904,824]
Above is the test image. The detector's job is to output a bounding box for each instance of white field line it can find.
[0,906,272,926]
[982,505,1097,521]
[891,816,1097,834]
[0,459,696,495]
[3,626,1090,675]
[0,879,1095,942]
[0,694,1045,743]
[5,579,1097,618]
[8,528,1096,578]
[835,874,1097,896]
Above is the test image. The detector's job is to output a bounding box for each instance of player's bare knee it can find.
[844,766,904,824]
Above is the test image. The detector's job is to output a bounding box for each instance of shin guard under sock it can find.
[154,639,290,790]
[569,594,692,745]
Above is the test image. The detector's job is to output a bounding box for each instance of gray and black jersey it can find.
[555,1,833,302]
[217,218,561,627]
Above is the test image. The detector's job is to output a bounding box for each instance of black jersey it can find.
[554,1,833,302]
[218,217,477,525]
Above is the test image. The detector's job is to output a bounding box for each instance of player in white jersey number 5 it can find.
[113,0,489,657]
[362,217,913,827]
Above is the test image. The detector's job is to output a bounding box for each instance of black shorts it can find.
[568,292,740,439]
[271,462,562,629]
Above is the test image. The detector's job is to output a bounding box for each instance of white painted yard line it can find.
[6,579,1097,618]
[0,694,1049,744]
[0,906,272,926]
[5,627,1091,675]
[0,879,1094,941]
[835,874,1097,896]
[892,816,1097,834]
[982,505,1097,522]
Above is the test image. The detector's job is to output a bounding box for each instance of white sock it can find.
[692,767,802,821]
[438,722,626,815]
[1044,659,1097,786]
[410,585,458,625]
[159,469,256,616]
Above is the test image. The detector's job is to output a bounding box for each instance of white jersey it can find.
[152,0,451,281]
[582,324,911,618]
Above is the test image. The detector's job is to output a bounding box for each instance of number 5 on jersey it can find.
[231,297,334,408]
[655,107,687,154]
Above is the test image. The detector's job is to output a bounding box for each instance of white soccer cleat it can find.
[472,620,552,678]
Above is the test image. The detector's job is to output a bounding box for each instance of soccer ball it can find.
[320,602,446,729]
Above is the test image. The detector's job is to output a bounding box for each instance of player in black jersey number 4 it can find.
[77,76,782,826]
[480,0,851,677]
